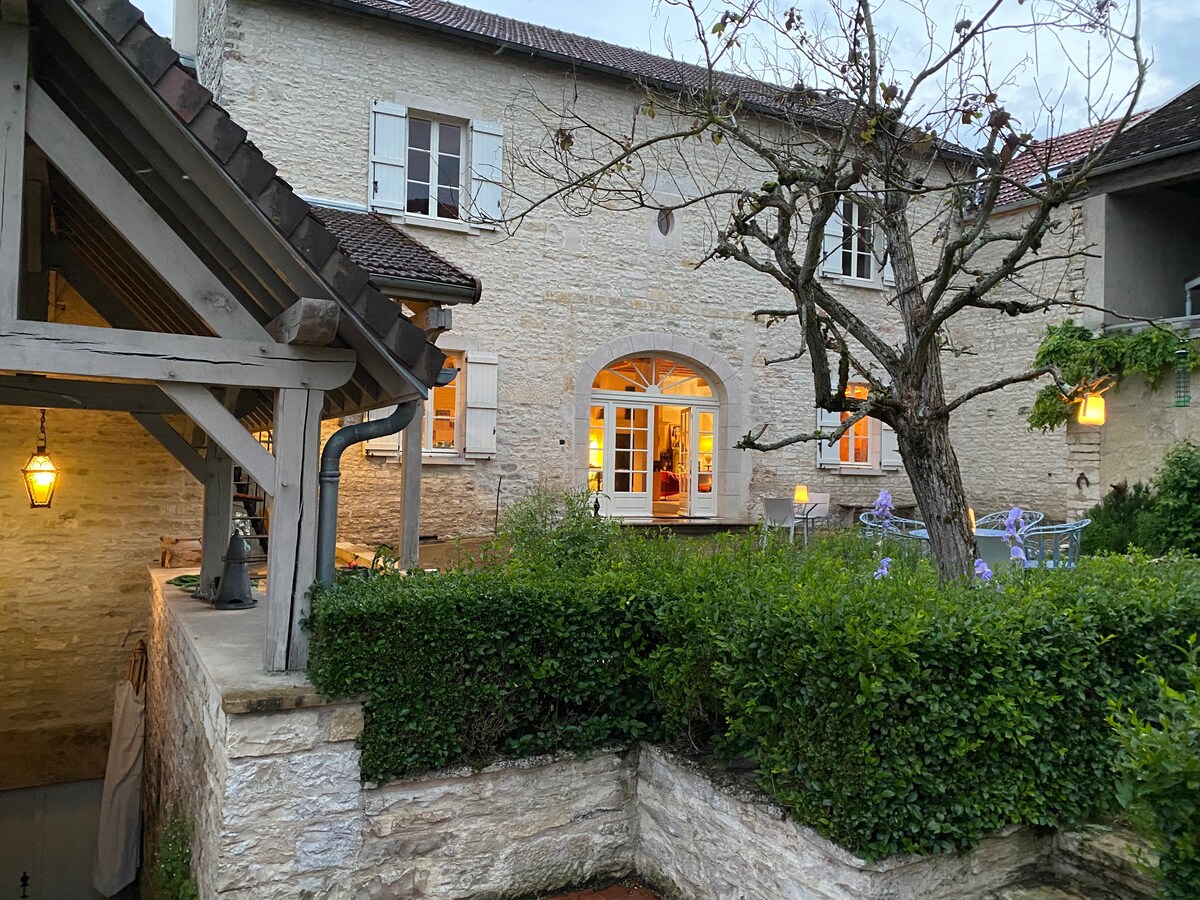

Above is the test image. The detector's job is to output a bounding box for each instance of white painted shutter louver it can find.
[816,404,843,468]
[370,101,408,214]
[821,202,845,276]
[468,120,504,224]
[881,422,902,469]
[464,351,499,458]
[364,405,400,455]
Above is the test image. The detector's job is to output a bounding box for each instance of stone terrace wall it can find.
[149,572,1079,900]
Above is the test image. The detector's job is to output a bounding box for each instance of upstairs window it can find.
[370,100,503,227]
[821,198,894,285]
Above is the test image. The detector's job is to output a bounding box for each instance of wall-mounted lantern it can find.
[21,409,59,508]
[1077,393,1107,426]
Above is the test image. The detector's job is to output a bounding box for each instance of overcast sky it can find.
[139,0,1196,138]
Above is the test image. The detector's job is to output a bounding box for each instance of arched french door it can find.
[588,356,718,518]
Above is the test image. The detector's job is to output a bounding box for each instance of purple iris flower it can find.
[874,557,892,579]
[1003,507,1025,547]
[872,490,895,527]
[1010,544,1026,562]
[974,558,993,582]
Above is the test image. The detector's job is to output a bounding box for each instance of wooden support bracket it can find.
[267,297,340,346]
[131,413,206,482]
[160,382,277,495]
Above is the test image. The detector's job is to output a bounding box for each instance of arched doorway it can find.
[588,356,718,518]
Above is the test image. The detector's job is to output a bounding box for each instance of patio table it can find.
[910,528,1015,569]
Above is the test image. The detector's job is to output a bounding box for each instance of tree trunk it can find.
[894,414,976,583]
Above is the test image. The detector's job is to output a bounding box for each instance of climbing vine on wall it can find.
[1028,321,1200,431]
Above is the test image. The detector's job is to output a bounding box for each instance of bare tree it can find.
[504,0,1145,581]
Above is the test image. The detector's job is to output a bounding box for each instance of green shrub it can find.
[1081,481,1156,555]
[306,504,1200,862]
[152,813,199,900]
[1083,441,1200,556]
[1112,639,1200,900]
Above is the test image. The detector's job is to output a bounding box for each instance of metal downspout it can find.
[316,400,421,586]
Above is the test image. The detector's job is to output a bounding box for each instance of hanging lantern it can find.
[21,409,59,508]
[793,484,810,505]
[1077,393,1106,426]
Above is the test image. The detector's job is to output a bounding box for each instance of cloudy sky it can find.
[139,0,1195,138]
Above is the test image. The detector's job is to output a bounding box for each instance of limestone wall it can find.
[202,0,1078,541]
[149,573,1074,899]
[0,408,200,790]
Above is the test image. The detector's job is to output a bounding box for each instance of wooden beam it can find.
[264,387,324,672]
[0,1,28,26]
[0,320,357,390]
[399,405,423,570]
[131,413,205,482]
[0,24,28,321]
[25,82,271,341]
[159,382,276,495]
[0,374,178,413]
[198,442,233,599]
[267,297,340,346]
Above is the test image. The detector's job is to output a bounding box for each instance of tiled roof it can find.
[316,0,974,159]
[70,0,450,391]
[1097,80,1200,169]
[993,113,1150,208]
[310,206,482,300]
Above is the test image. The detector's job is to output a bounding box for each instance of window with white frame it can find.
[364,351,499,459]
[821,197,894,285]
[816,382,903,472]
[369,100,503,226]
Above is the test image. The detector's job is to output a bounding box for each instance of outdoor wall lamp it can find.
[1077,393,1107,426]
[21,409,59,508]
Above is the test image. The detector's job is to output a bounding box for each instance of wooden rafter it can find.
[25,82,271,341]
[2,320,357,390]
[160,383,276,496]
[131,412,206,482]
[0,374,177,413]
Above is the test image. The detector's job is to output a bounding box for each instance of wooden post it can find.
[0,23,28,321]
[198,443,233,599]
[399,403,423,570]
[264,388,323,672]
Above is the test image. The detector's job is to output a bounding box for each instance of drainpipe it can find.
[316,400,420,586]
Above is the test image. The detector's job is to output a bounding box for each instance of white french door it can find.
[605,402,653,517]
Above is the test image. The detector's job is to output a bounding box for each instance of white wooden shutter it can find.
[370,100,408,214]
[821,201,845,276]
[364,405,400,455]
[816,404,843,468]
[464,351,499,458]
[881,422,903,469]
[468,120,504,224]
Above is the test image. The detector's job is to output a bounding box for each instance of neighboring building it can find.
[179,0,1090,541]
[984,82,1200,510]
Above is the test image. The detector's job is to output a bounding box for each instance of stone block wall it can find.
[149,576,1085,900]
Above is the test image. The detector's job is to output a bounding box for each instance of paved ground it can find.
[544,884,660,899]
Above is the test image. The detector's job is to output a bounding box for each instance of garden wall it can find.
[146,570,1090,900]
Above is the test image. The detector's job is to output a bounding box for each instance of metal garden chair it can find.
[974,510,1046,531]
[1021,519,1091,569]
[762,498,798,546]
[859,511,926,538]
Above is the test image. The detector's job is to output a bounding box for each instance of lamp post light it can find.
[21,409,59,509]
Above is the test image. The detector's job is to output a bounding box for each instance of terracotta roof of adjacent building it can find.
[310,206,482,301]
[993,111,1152,208]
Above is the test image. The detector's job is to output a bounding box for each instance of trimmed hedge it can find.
[306,498,1200,862]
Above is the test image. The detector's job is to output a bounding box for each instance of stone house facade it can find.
[178,0,1096,544]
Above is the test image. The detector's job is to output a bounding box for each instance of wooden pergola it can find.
[0,0,448,670]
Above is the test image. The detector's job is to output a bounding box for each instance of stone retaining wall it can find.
[147,571,1097,900]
